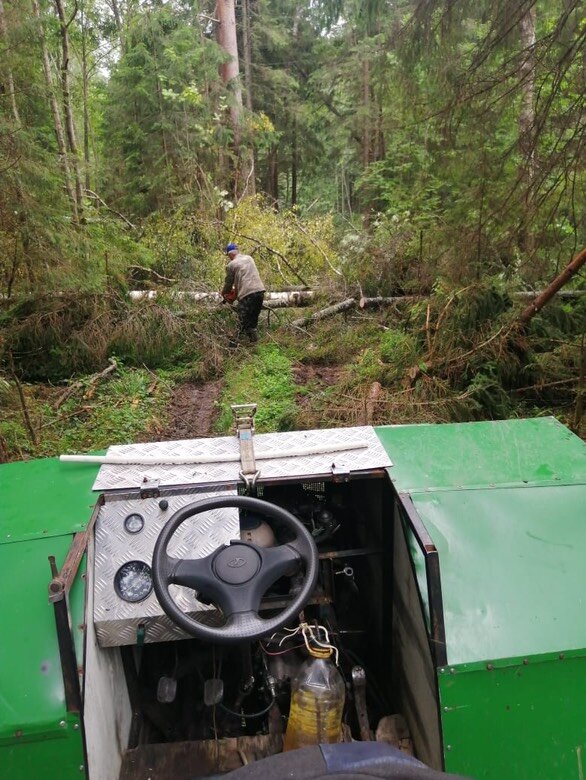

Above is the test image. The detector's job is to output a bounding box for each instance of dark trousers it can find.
[237,291,264,341]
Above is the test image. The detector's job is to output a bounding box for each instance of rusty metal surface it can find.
[92,427,392,491]
[93,490,239,647]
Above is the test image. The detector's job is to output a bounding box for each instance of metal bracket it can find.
[231,404,260,492]
[140,477,160,499]
[331,460,351,478]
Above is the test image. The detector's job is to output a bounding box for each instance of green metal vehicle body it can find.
[1,417,585,779]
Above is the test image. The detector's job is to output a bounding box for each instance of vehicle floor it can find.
[119,734,282,779]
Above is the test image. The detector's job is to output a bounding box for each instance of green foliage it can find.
[0,364,172,461]
[380,329,418,367]
[216,345,297,433]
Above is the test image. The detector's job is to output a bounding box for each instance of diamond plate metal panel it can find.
[93,490,238,647]
[92,427,392,491]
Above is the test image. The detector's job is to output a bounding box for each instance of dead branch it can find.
[84,189,136,229]
[7,352,37,445]
[129,265,177,285]
[289,217,344,277]
[235,232,309,288]
[54,357,117,410]
[406,326,507,388]
[291,298,357,329]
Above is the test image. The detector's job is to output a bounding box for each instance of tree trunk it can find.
[53,0,84,217]
[518,3,536,254]
[362,58,371,168]
[0,0,21,126]
[216,0,255,199]
[291,117,298,206]
[241,0,253,111]
[266,144,279,206]
[108,0,124,54]
[81,0,91,190]
[31,0,78,222]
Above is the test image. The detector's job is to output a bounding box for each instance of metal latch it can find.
[140,477,160,499]
[231,404,260,492]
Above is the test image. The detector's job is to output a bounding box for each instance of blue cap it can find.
[226,243,238,253]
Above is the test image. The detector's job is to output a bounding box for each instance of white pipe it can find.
[59,442,368,466]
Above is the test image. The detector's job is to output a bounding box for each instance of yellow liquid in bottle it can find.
[284,657,345,751]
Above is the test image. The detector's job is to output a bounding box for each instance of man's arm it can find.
[221,261,236,296]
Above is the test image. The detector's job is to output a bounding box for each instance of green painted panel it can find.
[2,714,85,779]
[0,535,86,743]
[412,485,586,665]
[376,418,585,493]
[439,650,586,779]
[0,458,99,544]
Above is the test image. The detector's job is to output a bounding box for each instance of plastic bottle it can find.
[283,651,345,750]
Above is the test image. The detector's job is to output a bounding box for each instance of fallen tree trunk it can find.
[291,298,356,329]
[359,295,422,309]
[404,247,586,387]
[518,247,586,324]
[358,290,584,310]
[128,290,315,306]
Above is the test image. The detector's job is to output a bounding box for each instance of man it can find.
[221,243,266,343]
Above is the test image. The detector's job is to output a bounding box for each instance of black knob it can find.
[159,499,169,511]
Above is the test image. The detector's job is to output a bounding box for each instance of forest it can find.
[0,0,584,460]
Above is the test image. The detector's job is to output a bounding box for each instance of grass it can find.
[0,364,173,461]
[215,344,298,433]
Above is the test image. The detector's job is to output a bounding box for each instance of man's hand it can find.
[222,289,237,303]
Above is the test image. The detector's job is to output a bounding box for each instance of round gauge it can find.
[124,513,144,534]
[114,561,153,603]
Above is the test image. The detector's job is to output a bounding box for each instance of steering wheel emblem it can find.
[227,557,246,568]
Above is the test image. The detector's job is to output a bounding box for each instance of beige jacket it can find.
[222,253,265,300]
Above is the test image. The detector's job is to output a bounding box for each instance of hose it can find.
[219,693,276,720]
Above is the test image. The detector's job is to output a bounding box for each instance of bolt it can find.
[439,668,445,674]
[450,668,455,674]
[59,720,67,728]
[79,765,85,772]
[73,723,79,730]
[486,663,494,671]
[14,730,23,738]
[523,658,529,665]
[443,706,449,712]
[159,499,169,511]
[559,653,565,660]
[446,745,452,751]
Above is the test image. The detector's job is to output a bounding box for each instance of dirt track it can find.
[158,380,223,440]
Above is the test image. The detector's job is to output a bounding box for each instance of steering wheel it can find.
[152,495,319,644]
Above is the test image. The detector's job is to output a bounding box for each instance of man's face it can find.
[227,250,238,260]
